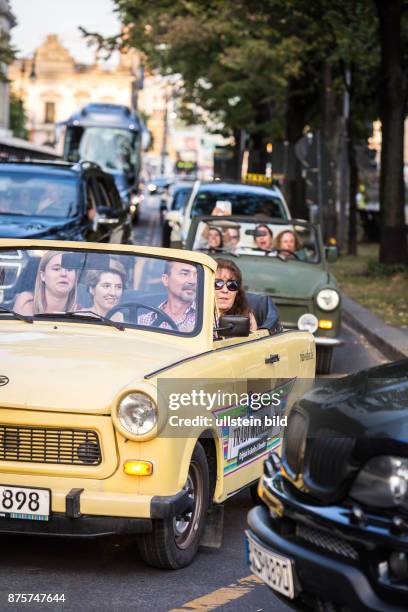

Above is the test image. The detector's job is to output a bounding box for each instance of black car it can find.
[0,160,132,244]
[246,359,408,611]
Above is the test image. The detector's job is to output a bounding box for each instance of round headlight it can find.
[316,289,340,312]
[297,313,318,333]
[118,393,157,436]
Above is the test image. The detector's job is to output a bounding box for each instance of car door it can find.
[93,174,124,244]
[214,329,315,496]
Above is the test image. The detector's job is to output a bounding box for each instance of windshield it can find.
[65,126,139,174]
[191,218,320,263]
[0,248,203,335]
[172,186,193,210]
[191,190,286,218]
[0,173,78,218]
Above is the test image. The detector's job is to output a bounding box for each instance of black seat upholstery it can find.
[247,292,280,334]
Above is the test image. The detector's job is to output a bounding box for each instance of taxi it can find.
[0,239,315,568]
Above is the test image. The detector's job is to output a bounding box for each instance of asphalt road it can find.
[0,193,388,612]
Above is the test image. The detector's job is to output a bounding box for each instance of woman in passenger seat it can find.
[214,258,257,332]
[14,251,77,315]
[84,259,126,318]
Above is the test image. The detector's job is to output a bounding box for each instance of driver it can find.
[138,261,197,332]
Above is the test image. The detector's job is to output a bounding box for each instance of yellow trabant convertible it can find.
[0,239,315,568]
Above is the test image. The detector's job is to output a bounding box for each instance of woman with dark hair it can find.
[214,258,257,331]
[85,259,126,317]
[254,224,273,251]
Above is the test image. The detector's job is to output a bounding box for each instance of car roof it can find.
[0,160,101,178]
[197,182,281,197]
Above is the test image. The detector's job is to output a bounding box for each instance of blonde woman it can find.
[14,251,77,316]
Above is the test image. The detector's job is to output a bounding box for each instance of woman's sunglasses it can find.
[214,279,240,291]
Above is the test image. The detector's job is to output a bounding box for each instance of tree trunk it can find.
[285,84,309,220]
[321,61,338,241]
[375,0,408,265]
[347,114,358,256]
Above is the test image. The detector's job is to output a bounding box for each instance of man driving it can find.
[138,261,197,332]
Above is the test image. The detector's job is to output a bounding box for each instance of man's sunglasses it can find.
[214,279,240,291]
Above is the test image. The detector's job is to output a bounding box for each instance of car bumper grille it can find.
[0,424,102,466]
[296,523,359,561]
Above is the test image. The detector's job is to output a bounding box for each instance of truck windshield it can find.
[64,126,139,174]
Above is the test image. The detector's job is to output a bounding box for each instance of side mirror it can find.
[325,246,338,263]
[215,315,250,337]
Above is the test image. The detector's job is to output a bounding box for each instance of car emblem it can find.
[0,375,9,387]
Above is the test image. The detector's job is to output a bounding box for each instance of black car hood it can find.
[283,359,408,502]
[0,215,70,238]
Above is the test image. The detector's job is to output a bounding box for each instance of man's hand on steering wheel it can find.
[106,301,179,330]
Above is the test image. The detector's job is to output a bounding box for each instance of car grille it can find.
[296,523,359,561]
[0,424,102,465]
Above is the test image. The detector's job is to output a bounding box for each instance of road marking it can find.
[168,574,263,611]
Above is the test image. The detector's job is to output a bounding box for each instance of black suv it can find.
[0,160,132,244]
[247,359,408,611]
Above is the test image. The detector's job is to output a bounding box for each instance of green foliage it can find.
[9,93,29,140]
[0,33,16,81]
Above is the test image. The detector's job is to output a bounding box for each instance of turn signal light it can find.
[319,320,333,329]
[124,460,153,476]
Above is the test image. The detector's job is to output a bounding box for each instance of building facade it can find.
[0,0,16,136]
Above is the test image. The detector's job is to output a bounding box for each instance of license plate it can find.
[0,485,50,521]
[246,530,295,599]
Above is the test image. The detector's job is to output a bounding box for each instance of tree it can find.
[375,0,408,265]
[9,92,29,139]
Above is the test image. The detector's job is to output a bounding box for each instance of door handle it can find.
[265,354,280,364]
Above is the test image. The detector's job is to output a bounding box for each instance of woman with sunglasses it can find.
[214,258,257,331]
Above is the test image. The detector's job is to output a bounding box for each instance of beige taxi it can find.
[0,239,315,568]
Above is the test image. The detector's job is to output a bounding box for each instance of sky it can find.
[10,0,121,64]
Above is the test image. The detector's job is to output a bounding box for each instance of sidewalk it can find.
[342,294,408,361]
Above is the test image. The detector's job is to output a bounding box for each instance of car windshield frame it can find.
[0,171,80,219]
[186,216,322,265]
[191,189,286,219]
[0,246,205,337]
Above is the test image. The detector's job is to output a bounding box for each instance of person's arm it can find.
[249,311,258,332]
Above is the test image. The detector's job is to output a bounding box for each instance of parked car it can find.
[0,238,315,568]
[186,216,342,374]
[0,160,132,244]
[147,175,173,195]
[246,359,408,611]
[166,181,291,248]
[161,181,194,247]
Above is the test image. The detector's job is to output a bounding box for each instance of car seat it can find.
[247,292,280,334]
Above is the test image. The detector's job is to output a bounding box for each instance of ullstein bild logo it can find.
[0,375,9,387]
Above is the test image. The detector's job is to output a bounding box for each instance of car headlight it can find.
[316,289,340,311]
[117,393,157,436]
[297,313,318,333]
[350,456,408,508]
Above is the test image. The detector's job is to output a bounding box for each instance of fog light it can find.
[319,320,333,329]
[297,313,318,333]
[124,460,153,476]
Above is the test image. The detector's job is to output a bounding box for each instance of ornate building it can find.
[9,34,137,147]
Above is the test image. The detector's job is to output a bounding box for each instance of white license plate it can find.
[0,485,50,521]
[246,530,295,599]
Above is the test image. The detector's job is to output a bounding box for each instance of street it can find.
[0,193,388,612]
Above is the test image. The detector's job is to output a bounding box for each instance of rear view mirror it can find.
[325,246,338,263]
[215,315,250,337]
[61,252,111,271]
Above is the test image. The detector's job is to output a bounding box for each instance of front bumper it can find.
[247,505,406,612]
[314,336,343,347]
[0,488,191,538]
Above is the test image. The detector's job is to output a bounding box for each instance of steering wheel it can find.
[272,249,301,260]
[106,301,179,330]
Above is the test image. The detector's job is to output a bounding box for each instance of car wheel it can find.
[316,347,333,375]
[138,442,209,569]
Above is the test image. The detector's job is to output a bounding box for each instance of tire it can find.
[316,347,333,375]
[138,442,210,569]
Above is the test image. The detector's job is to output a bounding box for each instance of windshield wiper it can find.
[34,310,125,331]
[0,306,33,323]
